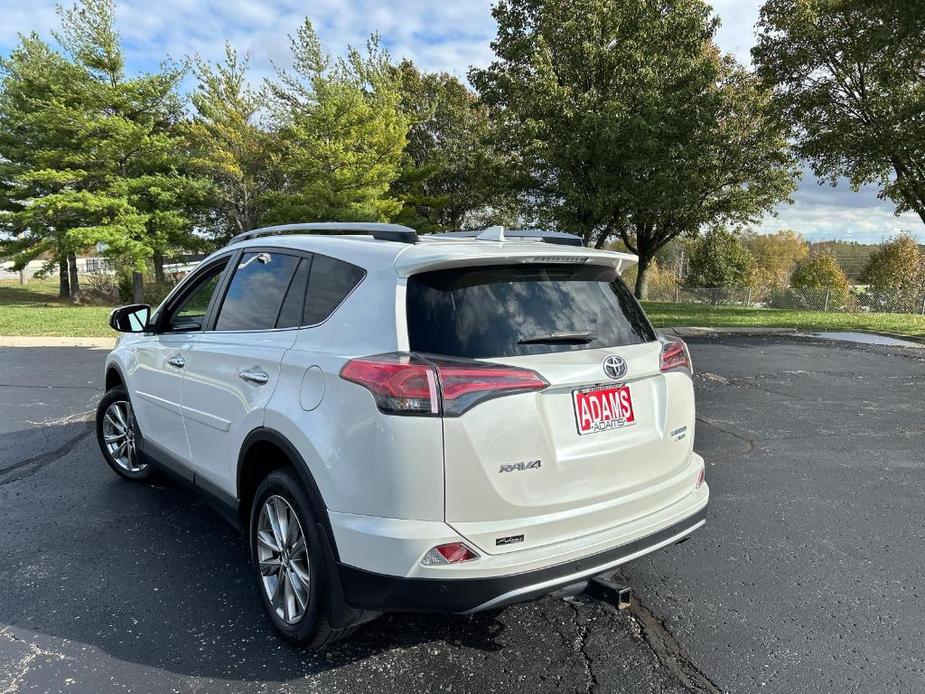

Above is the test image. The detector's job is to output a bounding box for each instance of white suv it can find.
[98,223,709,646]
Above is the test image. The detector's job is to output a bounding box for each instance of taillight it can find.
[660,338,692,375]
[420,542,480,566]
[339,353,548,416]
[339,354,439,415]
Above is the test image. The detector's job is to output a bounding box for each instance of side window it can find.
[303,254,366,325]
[167,259,229,332]
[214,251,300,332]
[276,258,310,329]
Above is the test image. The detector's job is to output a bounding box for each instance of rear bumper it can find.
[336,504,707,614]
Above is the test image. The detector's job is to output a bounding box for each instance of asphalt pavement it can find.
[0,336,923,693]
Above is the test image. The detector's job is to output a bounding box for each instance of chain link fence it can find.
[647,285,925,315]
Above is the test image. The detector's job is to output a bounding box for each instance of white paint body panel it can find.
[182,329,298,495]
[124,333,198,462]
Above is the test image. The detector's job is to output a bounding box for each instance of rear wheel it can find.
[250,468,352,646]
[96,386,150,481]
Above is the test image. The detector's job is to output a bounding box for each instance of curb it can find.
[662,326,925,348]
[0,336,116,348]
[661,327,800,338]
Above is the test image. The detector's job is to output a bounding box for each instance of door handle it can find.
[239,368,269,385]
[167,355,186,368]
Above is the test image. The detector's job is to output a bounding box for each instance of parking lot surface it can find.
[0,336,923,693]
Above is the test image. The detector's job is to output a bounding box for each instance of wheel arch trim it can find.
[237,427,340,562]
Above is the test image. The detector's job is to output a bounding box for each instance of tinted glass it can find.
[406,264,656,358]
[276,258,310,329]
[215,252,300,331]
[303,254,366,325]
[168,260,229,332]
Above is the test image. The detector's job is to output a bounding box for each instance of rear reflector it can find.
[696,466,705,489]
[660,338,692,375]
[340,353,548,416]
[421,542,480,566]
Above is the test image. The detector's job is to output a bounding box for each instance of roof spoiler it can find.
[434,227,584,247]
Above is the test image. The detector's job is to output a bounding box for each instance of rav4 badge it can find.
[498,459,542,473]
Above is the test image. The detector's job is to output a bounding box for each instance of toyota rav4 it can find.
[98,222,709,646]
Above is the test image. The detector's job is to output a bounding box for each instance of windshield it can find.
[406,263,656,359]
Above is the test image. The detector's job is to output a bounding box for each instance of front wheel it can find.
[96,386,150,481]
[250,468,351,647]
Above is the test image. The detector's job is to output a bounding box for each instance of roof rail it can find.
[228,222,418,246]
[434,227,584,247]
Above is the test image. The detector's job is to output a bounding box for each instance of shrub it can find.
[790,251,855,310]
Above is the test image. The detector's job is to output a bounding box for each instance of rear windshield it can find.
[406,264,656,358]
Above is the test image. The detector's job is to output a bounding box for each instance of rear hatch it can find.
[405,262,697,555]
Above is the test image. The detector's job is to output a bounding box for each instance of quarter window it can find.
[215,252,300,332]
[302,254,366,325]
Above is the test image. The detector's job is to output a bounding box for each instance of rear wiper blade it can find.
[518,331,597,345]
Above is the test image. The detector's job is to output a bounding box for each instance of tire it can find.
[96,386,151,482]
[250,467,352,647]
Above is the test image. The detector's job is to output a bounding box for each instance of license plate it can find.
[573,384,636,435]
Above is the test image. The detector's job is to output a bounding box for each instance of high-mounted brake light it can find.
[659,338,692,375]
[340,353,548,416]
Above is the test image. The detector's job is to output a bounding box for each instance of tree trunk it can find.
[58,259,71,299]
[67,253,80,299]
[19,269,27,285]
[132,271,144,304]
[634,255,651,300]
[154,252,166,284]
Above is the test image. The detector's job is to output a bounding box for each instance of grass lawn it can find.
[643,301,925,340]
[3,279,925,339]
[0,279,115,337]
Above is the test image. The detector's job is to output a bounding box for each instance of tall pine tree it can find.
[264,22,408,223]
[0,0,205,300]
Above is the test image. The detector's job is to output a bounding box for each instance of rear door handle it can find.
[167,355,186,368]
[239,368,269,385]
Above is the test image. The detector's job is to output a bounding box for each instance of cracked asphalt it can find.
[0,336,923,693]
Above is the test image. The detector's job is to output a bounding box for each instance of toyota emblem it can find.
[602,355,627,380]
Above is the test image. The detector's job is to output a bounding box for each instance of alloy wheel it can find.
[102,400,145,473]
[257,495,311,625]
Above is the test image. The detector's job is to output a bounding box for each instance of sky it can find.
[0,0,920,244]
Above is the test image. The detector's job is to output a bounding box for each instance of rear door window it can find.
[214,251,300,331]
[406,264,655,358]
[276,258,311,329]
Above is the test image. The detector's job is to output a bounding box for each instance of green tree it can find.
[790,250,853,307]
[745,229,809,286]
[0,0,203,300]
[391,60,516,232]
[860,233,925,312]
[471,0,797,298]
[809,239,877,282]
[264,22,407,223]
[686,228,756,288]
[0,35,89,298]
[753,0,925,226]
[57,0,204,296]
[186,45,277,243]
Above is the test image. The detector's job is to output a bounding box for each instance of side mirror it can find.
[109,304,151,333]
